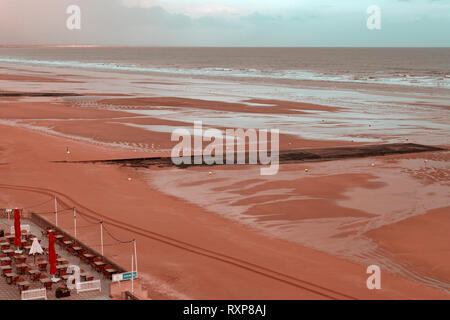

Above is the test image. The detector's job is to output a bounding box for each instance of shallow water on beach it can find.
[1,58,449,147]
[121,103,449,145]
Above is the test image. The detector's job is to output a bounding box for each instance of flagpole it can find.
[131,254,134,295]
[73,208,77,238]
[100,220,104,256]
[133,239,138,278]
[54,197,58,227]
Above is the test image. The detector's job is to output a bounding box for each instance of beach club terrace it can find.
[0,208,144,300]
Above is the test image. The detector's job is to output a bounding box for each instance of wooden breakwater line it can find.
[55,143,446,168]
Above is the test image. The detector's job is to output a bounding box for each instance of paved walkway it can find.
[0,219,111,300]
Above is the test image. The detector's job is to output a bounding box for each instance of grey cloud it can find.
[0,0,448,46]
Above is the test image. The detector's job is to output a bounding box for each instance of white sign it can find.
[112,271,138,282]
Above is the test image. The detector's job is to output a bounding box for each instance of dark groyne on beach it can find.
[55,143,446,168]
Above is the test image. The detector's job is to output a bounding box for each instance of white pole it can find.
[133,239,138,279]
[73,208,77,238]
[100,220,104,256]
[54,197,58,227]
[131,254,134,295]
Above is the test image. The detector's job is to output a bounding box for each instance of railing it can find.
[10,224,31,234]
[30,213,125,273]
[76,279,102,294]
[21,288,47,300]
[0,208,25,220]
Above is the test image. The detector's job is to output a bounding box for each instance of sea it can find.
[0,46,449,89]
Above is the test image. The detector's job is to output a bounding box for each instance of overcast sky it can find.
[0,0,449,46]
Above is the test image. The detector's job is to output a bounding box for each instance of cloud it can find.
[0,0,448,46]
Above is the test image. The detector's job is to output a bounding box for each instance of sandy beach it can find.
[0,61,449,300]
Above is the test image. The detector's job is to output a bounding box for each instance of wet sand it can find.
[0,65,449,299]
[367,206,450,285]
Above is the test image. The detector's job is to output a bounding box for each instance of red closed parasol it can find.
[48,231,57,276]
[14,209,21,248]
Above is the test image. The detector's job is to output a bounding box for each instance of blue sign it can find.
[122,272,138,280]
